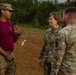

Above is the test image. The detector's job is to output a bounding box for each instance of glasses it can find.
[6,9,13,13]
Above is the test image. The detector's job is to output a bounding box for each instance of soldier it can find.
[0,3,21,75]
[38,12,62,75]
[53,7,76,75]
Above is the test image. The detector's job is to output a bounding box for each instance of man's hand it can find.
[14,25,21,35]
[6,54,14,62]
[14,25,21,42]
[0,47,14,61]
[39,59,43,67]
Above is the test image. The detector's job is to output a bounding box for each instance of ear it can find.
[65,14,69,20]
[1,9,5,14]
[64,14,70,24]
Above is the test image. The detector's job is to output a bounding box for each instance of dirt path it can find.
[14,27,45,75]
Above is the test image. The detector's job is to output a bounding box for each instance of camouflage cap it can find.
[0,3,14,11]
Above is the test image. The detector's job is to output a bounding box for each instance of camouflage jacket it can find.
[39,27,61,63]
[54,22,76,75]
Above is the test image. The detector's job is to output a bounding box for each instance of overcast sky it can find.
[58,0,66,3]
[40,0,67,3]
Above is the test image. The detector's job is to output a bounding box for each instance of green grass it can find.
[18,24,49,30]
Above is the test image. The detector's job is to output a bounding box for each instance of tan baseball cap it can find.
[0,3,14,11]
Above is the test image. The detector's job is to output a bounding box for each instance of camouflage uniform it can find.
[53,22,76,75]
[0,52,16,75]
[39,27,61,75]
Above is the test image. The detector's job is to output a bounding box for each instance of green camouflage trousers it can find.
[0,51,16,75]
[43,62,51,75]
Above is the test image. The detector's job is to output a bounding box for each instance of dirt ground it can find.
[14,27,45,75]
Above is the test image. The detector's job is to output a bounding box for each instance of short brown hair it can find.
[49,12,62,24]
[64,7,76,19]
[64,7,76,14]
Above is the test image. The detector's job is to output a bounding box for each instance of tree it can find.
[0,0,14,3]
[36,1,59,25]
[54,0,58,4]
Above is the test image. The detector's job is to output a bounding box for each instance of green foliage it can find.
[0,0,14,3]
[0,0,72,28]
[36,1,59,25]
[19,23,49,29]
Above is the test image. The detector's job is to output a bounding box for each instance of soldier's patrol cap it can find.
[0,3,14,12]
